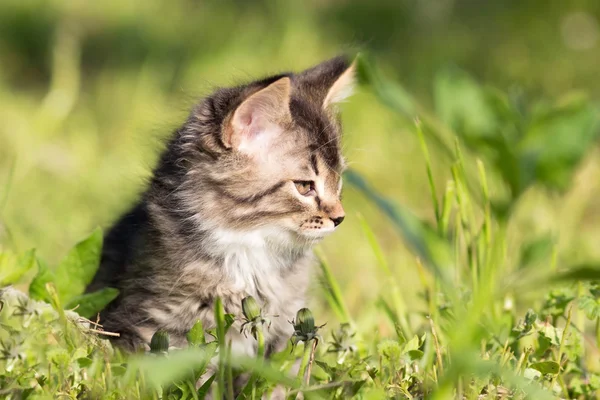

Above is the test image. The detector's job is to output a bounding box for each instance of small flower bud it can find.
[295,308,315,334]
[150,330,170,353]
[242,296,261,321]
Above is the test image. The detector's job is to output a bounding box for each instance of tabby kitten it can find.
[87,56,355,356]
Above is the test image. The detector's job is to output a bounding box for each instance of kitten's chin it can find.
[299,228,335,241]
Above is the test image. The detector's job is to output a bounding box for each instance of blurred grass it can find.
[2,0,600,331]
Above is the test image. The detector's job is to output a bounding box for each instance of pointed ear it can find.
[224,77,291,153]
[323,61,356,109]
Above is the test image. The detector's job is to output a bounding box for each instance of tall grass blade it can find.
[215,297,228,400]
[345,169,454,283]
[358,214,411,337]
[315,248,352,324]
[416,119,440,224]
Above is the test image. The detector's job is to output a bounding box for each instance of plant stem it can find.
[248,328,265,398]
[226,340,234,400]
[298,342,310,382]
[305,338,318,386]
[428,317,444,374]
[553,306,572,398]
[596,317,600,350]
[298,341,312,382]
[416,118,440,224]
[215,297,226,400]
[294,340,314,400]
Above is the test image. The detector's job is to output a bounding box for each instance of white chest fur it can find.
[207,226,298,295]
[143,225,309,354]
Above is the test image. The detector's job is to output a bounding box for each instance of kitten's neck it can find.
[205,225,311,261]
[198,225,312,294]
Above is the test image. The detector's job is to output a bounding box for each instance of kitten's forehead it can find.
[287,96,343,172]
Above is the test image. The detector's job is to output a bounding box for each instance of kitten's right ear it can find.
[297,55,356,111]
[223,77,291,155]
[322,61,356,109]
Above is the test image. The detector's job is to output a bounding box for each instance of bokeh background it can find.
[2,0,600,324]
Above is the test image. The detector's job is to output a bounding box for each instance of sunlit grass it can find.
[2,1,600,398]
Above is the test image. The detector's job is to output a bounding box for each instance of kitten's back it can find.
[86,202,148,293]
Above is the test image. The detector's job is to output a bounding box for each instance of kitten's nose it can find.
[331,216,345,227]
[325,200,345,227]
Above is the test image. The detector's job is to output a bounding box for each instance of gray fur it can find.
[87,56,354,357]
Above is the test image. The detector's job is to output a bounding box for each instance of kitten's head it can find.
[173,56,355,245]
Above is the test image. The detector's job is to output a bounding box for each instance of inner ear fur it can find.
[323,61,356,109]
[223,77,292,149]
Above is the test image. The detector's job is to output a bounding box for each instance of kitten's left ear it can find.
[322,61,356,110]
[224,77,291,154]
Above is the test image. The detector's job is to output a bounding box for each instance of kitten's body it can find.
[90,202,312,354]
[88,56,355,356]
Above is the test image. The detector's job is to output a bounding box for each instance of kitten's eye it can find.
[294,181,316,196]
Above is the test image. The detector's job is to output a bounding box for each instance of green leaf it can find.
[525,309,538,327]
[77,357,93,368]
[550,265,600,283]
[224,313,235,334]
[54,228,103,302]
[518,99,600,192]
[0,249,36,287]
[71,346,88,360]
[228,356,300,389]
[402,335,423,361]
[173,381,192,398]
[537,322,562,347]
[578,296,600,320]
[406,350,424,361]
[65,288,119,318]
[529,361,560,375]
[434,68,497,141]
[131,349,214,387]
[29,258,55,301]
[197,374,216,398]
[196,342,218,380]
[519,235,554,269]
[111,364,127,376]
[314,360,336,378]
[186,320,206,347]
[403,335,420,353]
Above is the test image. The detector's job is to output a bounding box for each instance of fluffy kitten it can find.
[87,56,355,356]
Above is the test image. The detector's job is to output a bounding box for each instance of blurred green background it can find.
[2,0,600,326]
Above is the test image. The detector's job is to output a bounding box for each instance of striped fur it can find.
[87,56,355,356]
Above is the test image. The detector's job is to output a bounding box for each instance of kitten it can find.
[87,56,355,357]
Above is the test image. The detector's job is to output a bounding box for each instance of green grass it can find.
[2,55,600,399]
[3,1,600,398]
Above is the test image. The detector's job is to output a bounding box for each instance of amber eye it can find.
[294,181,316,196]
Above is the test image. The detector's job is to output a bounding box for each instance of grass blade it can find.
[315,248,352,324]
[345,169,454,283]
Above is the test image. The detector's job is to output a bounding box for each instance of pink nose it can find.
[327,201,345,227]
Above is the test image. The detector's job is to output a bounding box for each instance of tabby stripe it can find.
[310,153,319,175]
[208,179,287,204]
